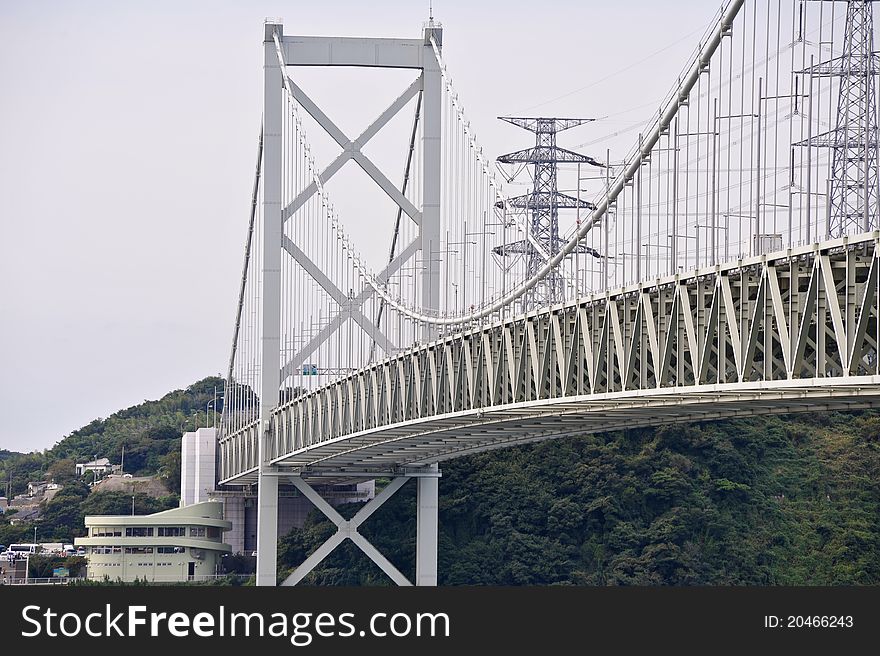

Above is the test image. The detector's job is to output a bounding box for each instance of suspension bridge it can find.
[217,0,880,586]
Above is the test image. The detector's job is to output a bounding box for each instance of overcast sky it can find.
[0,0,715,453]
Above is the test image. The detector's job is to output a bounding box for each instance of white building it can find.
[76,458,114,477]
[74,501,232,583]
[180,427,216,507]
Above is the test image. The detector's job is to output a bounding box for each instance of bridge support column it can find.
[420,24,442,339]
[416,463,439,586]
[256,20,284,587]
[281,468,441,586]
[255,470,278,585]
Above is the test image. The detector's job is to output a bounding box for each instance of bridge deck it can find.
[220,233,880,484]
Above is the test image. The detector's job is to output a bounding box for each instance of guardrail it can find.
[2,573,255,586]
[2,577,76,585]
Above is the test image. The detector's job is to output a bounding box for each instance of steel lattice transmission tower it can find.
[493,117,604,309]
[798,0,880,237]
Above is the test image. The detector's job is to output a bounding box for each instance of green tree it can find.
[46,458,77,484]
[158,448,182,494]
[39,481,90,539]
[79,491,176,517]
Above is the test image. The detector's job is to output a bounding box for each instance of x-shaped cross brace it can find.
[282,476,412,586]
[279,236,421,379]
[279,76,425,377]
[282,76,423,226]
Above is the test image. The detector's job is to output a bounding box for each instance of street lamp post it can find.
[466,226,494,308]
[206,386,223,430]
[436,236,460,314]
[27,525,36,585]
[206,400,218,430]
[446,237,477,312]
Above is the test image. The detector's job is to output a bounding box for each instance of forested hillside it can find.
[279,411,880,585]
[0,450,22,462]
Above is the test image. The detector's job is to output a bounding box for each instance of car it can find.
[75,547,86,556]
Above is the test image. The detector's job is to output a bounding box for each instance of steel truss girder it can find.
[219,233,880,484]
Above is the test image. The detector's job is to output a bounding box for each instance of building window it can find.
[123,547,154,555]
[157,546,185,554]
[91,528,122,537]
[207,527,221,540]
[125,527,154,537]
[189,527,206,538]
[157,527,186,537]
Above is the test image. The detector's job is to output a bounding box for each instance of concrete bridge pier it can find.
[416,463,440,586]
